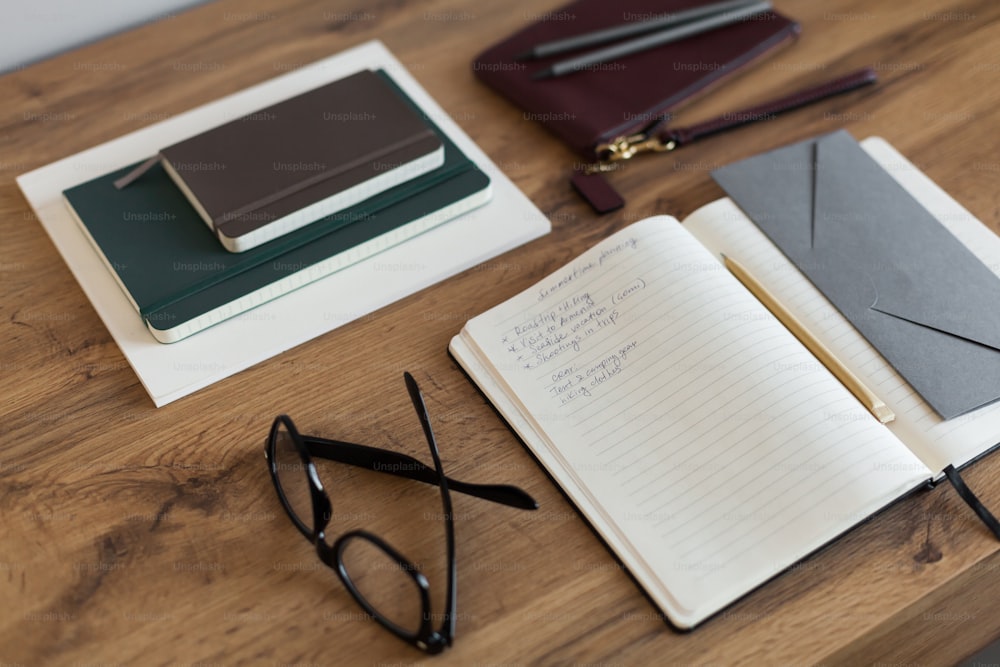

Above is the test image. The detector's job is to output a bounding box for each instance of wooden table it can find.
[3,1,1000,664]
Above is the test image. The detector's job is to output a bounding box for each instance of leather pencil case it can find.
[472,0,801,159]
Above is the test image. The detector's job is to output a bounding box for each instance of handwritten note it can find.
[491,237,644,408]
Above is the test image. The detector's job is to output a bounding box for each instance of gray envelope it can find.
[711,130,1000,419]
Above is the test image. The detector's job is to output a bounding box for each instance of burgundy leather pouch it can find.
[472,0,800,158]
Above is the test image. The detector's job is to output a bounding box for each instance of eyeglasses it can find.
[265,371,538,654]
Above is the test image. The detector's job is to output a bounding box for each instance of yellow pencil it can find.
[722,253,895,424]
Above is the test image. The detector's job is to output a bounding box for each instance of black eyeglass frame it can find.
[265,372,537,654]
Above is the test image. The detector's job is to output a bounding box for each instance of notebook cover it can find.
[473,0,800,156]
[161,68,441,238]
[159,166,489,331]
[64,99,488,337]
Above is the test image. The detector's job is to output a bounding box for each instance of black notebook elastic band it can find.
[943,464,1000,540]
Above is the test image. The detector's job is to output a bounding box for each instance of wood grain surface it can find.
[2,1,1000,665]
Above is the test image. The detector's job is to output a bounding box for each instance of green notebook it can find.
[63,79,491,343]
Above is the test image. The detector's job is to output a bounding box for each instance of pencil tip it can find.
[513,50,534,61]
[530,69,553,81]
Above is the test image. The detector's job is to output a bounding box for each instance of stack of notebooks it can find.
[17,41,551,406]
[64,68,492,344]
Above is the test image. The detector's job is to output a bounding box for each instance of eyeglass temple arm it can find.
[301,435,538,510]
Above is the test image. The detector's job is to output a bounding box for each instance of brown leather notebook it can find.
[158,69,443,252]
[473,0,800,158]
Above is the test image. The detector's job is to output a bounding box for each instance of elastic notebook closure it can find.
[943,465,1000,541]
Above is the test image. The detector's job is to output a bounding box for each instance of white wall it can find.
[1,0,210,72]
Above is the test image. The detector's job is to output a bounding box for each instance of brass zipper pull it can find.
[585,132,677,174]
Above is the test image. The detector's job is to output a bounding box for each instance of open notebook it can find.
[449,137,1000,629]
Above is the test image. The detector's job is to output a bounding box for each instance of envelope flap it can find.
[814,132,1000,352]
[870,273,1000,351]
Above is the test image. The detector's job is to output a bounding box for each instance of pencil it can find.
[515,0,762,61]
[722,254,895,424]
[531,0,772,80]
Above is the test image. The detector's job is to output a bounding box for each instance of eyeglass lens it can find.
[339,534,425,635]
[273,419,314,532]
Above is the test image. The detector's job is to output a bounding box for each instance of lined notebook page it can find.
[684,138,1000,474]
[460,216,929,625]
